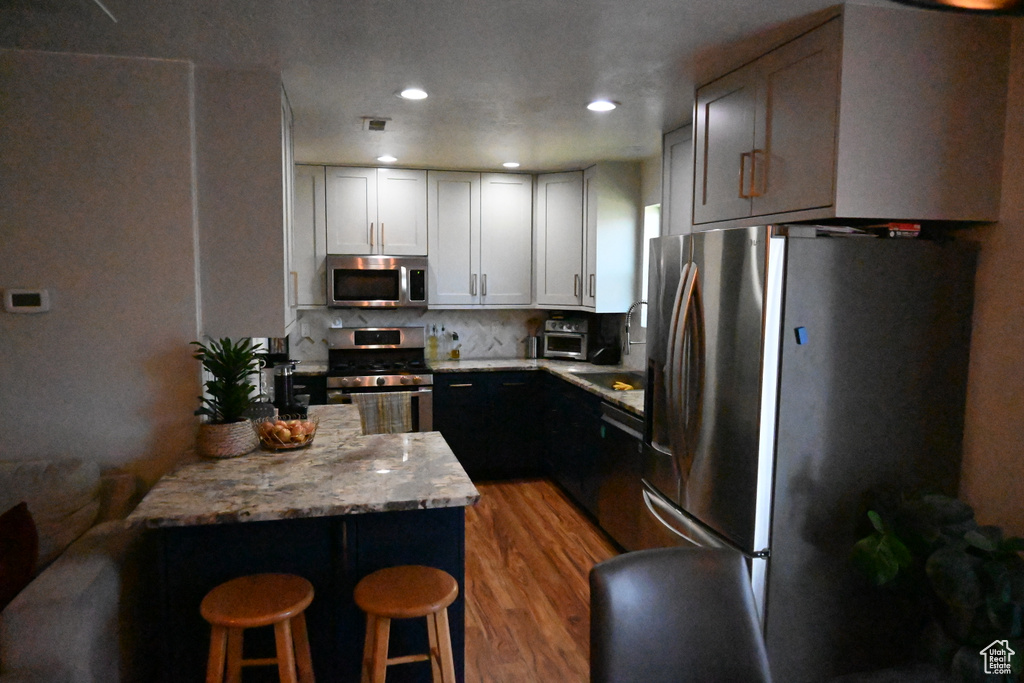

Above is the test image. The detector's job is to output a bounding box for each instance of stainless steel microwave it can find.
[326,254,428,308]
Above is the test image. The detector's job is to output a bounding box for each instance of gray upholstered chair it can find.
[590,547,772,683]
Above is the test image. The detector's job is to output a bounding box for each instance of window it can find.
[639,204,661,327]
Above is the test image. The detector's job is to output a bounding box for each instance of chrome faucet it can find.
[624,300,647,355]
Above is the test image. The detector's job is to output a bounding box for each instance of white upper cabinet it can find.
[693,4,1009,228]
[292,165,327,307]
[534,171,585,307]
[479,173,533,306]
[325,167,427,255]
[583,163,640,313]
[428,171,532,307]
[196,69,296,338]
[535,165,640,312]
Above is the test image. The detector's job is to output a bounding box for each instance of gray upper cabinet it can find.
[661,125,694,236]
[693,4,1009,228]
[534,171,585,308]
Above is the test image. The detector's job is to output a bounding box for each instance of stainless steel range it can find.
[326,326,433,430]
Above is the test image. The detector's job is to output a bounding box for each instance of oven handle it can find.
[325,387,433,432]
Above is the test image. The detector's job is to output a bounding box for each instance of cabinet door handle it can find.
[589,274,595,297]
[739,152,752,199]
[750,149,766,198]
[291,271,298,307]
[369,222,375,248]
[471,274,478,296]
[502,382,527,387]
[380,222,385,248]
[482,274,487,297]
[574,274,580,297]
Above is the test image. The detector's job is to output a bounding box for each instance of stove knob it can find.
[340,377,352,388]
[411,376,422,385]
[376,377,386,387]
[351,377,362,387]
[400,376,412,385]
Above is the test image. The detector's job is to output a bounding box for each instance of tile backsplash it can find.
[290,309,547,363]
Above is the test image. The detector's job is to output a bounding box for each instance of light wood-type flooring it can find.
[464,478,620,683]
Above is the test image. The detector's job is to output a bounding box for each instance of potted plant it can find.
[191,337,260,458]
[853,493,1024,682]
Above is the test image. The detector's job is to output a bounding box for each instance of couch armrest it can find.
[0,520,159,683]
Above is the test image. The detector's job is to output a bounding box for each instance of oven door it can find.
[326,387,433,432]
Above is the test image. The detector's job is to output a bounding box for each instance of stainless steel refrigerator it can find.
[641,226,976,682]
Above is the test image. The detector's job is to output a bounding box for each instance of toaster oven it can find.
[541,318,589,361]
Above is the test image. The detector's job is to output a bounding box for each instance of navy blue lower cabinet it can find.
[156,507,466,683]
[434,371,542,480]
[543,374,602,516]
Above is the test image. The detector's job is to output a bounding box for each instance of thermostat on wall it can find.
[3,288,51,314]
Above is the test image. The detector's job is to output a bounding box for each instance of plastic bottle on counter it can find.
[449,331,461,360]
[439,325,449,360]
[426,324,439,361]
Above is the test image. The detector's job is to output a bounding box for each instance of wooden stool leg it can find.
[369,615,391,683]
[225,628,244,683]
[274,618,299,683]
[433,608,456,683]
[360,613,376,683]
[206,625,228,683]
[426,611,442,683]
[292,612,315,683]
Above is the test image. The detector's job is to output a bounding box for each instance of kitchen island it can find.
[128,405,479,683]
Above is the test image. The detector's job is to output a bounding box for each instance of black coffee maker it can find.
[273,362,308,418]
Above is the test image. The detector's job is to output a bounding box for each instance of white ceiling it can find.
[1,0,891,172]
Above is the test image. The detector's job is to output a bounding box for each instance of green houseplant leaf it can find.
[191,337,259,424]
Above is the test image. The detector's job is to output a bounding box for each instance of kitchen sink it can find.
[570,371,645,392]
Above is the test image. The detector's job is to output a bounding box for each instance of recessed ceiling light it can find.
[503,162,521,169]
[587,99,619,112]
[399,88,428,100]
[377,155,398,163]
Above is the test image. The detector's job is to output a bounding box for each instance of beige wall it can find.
[959,21,1024,536]
[0,50,201,484]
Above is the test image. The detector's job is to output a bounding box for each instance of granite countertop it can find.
[127,405,480,529]
[430,358,646,416]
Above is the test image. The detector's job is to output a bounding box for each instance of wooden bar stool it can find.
[200,573,315,683]
[354,565,458,683]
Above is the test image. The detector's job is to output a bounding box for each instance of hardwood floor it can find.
[464,478,620,683]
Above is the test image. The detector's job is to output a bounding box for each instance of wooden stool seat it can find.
[201,573,315,683]
[355,565,458,683]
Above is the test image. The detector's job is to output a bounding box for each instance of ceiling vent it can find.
[362,117,391,132]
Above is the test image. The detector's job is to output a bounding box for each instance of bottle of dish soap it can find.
[449,331,461,360]
[426,324,439,362]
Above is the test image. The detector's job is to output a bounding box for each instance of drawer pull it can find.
[449,383,474,388]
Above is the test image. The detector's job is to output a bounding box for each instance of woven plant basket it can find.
[197,419,257,459]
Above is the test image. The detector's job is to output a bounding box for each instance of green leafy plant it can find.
[853,493,1024,682]
[191,337,259,424]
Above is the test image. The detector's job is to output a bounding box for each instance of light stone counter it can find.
[430,358,646,416]
[128,404,479,528]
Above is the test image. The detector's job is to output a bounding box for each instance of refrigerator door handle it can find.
[650,261,691,458]
[669,263,703,482]
[643,480,769,559]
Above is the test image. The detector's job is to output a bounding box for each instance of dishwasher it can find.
[596,402,645,552]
